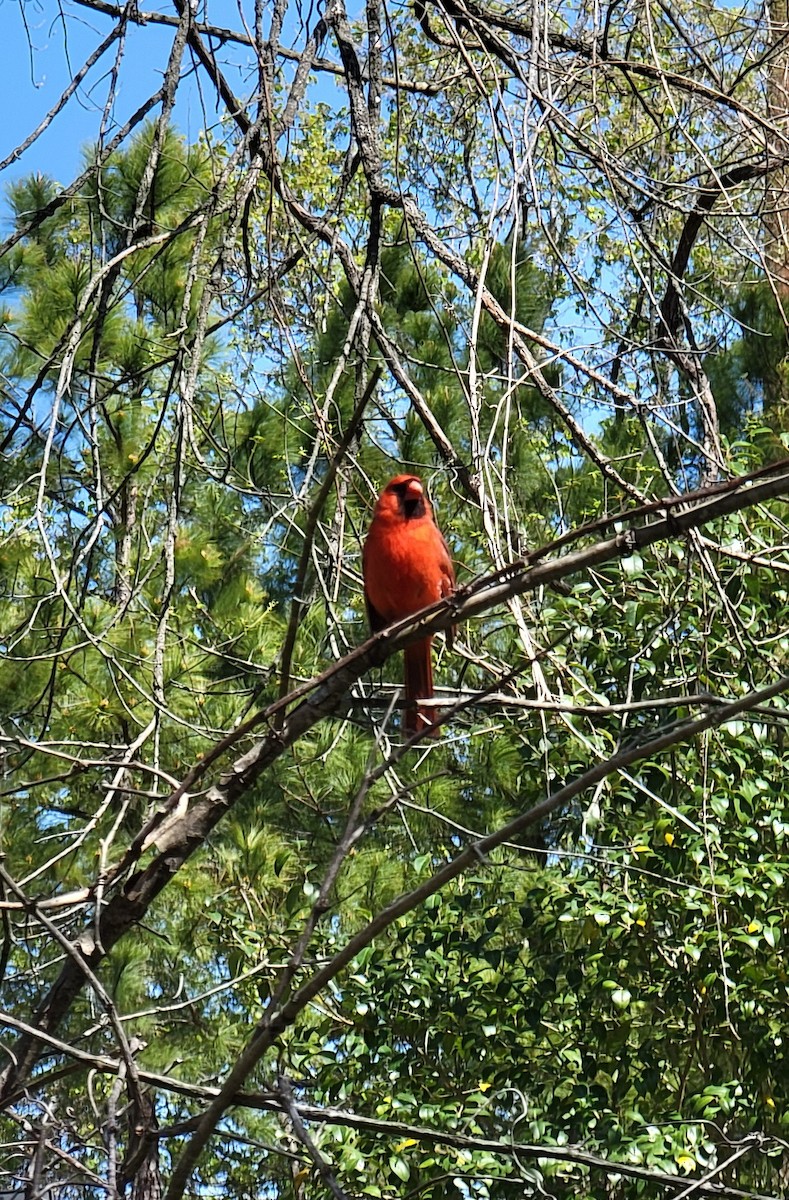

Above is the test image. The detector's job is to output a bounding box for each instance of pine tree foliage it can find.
[1,2,789,1198]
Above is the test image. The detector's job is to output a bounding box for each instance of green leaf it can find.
[389,1155,410,1182]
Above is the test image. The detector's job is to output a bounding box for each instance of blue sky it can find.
[0,0,252,190]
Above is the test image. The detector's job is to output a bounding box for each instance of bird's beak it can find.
[405,479,424,499]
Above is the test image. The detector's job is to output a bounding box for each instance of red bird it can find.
[363,474,455,735]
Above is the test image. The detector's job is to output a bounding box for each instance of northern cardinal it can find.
[363,474,455,734]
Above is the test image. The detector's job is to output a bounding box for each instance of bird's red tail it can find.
[404,638,436,735]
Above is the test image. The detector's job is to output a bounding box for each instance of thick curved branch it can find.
[3,460,789,1114]
[140,658,789,1195]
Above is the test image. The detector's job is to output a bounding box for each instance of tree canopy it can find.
[2,1,789,1197]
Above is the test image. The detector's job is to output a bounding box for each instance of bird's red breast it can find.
[363,474,455,734]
